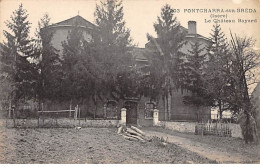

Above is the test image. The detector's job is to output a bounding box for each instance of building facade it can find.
[46,16,211,126]
[47,15,96,54]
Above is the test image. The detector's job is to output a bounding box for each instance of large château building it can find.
[45,15,211,126]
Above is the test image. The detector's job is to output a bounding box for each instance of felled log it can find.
[117,125,127,133]
[130,126,145,136]
[117,126,123,134]
[124,132,145,142]
[122,135,139,141]
[128,127,151,140]
[142,135,152,141]
[126,128,144,137]
[162,142,167,147]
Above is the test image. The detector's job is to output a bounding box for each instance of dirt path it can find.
[143,128,259,163]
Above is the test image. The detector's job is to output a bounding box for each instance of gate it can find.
[124,101,138,125]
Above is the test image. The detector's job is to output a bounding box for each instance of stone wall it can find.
[159,121,197,133]
[5,118,119,128]
[80,119,119,127]
[158,121,243,138]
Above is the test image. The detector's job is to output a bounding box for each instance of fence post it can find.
[69,102,72,118]
[12,107,16,128]
[78,107,81,125]
[38,111,40,128]
[153,109,159,126]
[74,106,78,127]
[8,100,11,118]
[104,104,107,120]
[120,108,126,125]
[74,106,77,119]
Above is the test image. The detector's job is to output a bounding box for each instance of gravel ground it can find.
[0,122,213,164]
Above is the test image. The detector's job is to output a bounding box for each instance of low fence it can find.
[3,109,120,120]
[37,105,79,128]
[158,121,243,138]
[195,122,232,137]
[5,105,121,128]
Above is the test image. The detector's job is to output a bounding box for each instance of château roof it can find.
[131,47,148,62]
[145,25,211,49]
[49,15,97,30]
[180,26,211,41]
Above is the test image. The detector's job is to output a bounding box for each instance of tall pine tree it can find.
[182,39,212,107]
[0,4,37,106]
[205,24,231,119]
[146,4,187,120]
[35,14,62,104]
[94,0,134,100]
[61,22,97,103]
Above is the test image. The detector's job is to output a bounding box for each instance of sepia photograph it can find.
[0,0,259,164]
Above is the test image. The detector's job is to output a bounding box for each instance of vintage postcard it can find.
[0,0,259,164]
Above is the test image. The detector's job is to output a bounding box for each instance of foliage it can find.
[182,39,213,107]
[204,24,232,118]
[141,49,166,102]
[229,34,259,114]
[229,33,259,143]
[34,14,62,102]
[95,0,132,48]
[0,4,37,105]
[61,23,97,102]
[94,0,135,100]
[115,66,144,99]
[145,4,187,103]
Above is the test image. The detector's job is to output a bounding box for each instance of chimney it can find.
[188,21,197,34]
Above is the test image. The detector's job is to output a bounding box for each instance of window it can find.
[144,102,154,119]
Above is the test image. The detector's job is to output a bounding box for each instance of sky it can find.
[0,0,260,91]
[0,0,260,48]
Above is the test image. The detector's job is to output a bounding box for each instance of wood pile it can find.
[117,125,151,142]
[117,125,169,146]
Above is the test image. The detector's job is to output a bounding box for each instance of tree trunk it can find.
[197,106,200,122]
[8,98,11,118]
[94,91,97,119]
[167,90,171,120]
[164,96,167,121]
[218,100,222,120]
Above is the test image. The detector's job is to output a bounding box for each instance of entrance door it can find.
[124,101,138,125]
